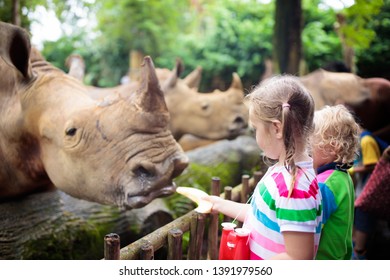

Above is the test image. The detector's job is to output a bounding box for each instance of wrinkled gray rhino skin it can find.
[0,21,188,209]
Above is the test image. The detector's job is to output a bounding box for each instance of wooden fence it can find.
[103,171,264,260]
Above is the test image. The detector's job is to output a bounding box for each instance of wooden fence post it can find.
[104,233,120,260]
[223,186,233,223]
[236,175,250,227]
[254,171,263,188]
[208,177,220,260]
[188,213,206,260]
[140,241,154,260]
[167,228,183,260]
[241,174,250,203]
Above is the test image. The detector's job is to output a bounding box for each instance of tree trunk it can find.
[335,13,356,73]
[273,0,302,74]
[0,192,173,260]
[129,50,144,82]
[11,0,21,26]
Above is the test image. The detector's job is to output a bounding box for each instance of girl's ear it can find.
[271,120,283,139]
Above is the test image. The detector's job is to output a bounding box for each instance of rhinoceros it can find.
[0,22,188,209]
[262,63,390,142]
[161,59,248,141]
[65,55,248,142]
[299,69,371,110]
[299,69,390,142]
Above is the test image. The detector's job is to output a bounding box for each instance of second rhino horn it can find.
[135,56,168,113]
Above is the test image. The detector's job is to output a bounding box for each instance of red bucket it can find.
[219,223,250,260]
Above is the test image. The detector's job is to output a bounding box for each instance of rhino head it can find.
[162,59,249,141]
[0,22,188,209]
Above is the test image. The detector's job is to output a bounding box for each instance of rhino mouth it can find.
[227,127,247,140]
[125,182,177,209]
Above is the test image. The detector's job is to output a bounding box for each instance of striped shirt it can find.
[243,161,322,260]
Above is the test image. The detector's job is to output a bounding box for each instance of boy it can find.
[311,105,360,259]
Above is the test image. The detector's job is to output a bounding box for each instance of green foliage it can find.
[302,1,343,71]
[83,37,130,87]
[42,33,85,70]
[0,0,78,30]
[341,0,383,49]
[95,0,189,56]
[356,0,390,78]
[0,0,46,27]
[11,0,389,89]
[157,0,274,91]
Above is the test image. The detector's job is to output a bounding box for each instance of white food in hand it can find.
[176,187,213,213]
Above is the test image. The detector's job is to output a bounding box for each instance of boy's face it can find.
[311,136,337,169]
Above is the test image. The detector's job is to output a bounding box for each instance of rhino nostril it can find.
[233,116,245,124]
[172,157,189,178]
[133,164,155,178]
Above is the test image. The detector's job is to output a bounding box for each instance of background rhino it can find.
[0,22,188,209]
[261,62,390,143]
[65,55,249,144]
[161,59,248,141]
[300,69,390,142]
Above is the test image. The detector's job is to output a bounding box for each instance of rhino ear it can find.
[230,73,243,91]
[227,73,244,102]
[162,58,185,92]
[65,54,85,81]
[0,22,32,79]
[135,56,168,113]
[174,57,185,77]
[183,66,202,90]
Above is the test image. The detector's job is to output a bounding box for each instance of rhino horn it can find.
[135,56,168,113]
[183,66,202,89]
[0,22,33,80]
[162,58,185,91]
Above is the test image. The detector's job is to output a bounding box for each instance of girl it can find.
[205,75,322,260]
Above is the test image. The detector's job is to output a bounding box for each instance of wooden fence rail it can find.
[103,171,264,260]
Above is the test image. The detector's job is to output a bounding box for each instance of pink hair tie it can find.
[282,103,290,108]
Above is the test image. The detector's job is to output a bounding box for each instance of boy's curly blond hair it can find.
[313,104,360,164]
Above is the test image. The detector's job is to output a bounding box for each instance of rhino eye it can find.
[65,127,77,136]
[201,102,209,111]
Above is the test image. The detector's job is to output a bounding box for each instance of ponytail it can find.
[281,101,303,198]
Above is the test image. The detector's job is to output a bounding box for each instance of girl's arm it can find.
[271,231,315,260]
[203,195,250,222]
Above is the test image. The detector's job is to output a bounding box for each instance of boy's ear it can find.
[271,120,283,139]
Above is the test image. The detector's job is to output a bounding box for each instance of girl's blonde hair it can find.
[245,75,315,197]
[313,104,360,165]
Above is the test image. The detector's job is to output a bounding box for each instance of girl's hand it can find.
[202,196,250,222]
[176,187,213,213]
[201,195,224,212]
